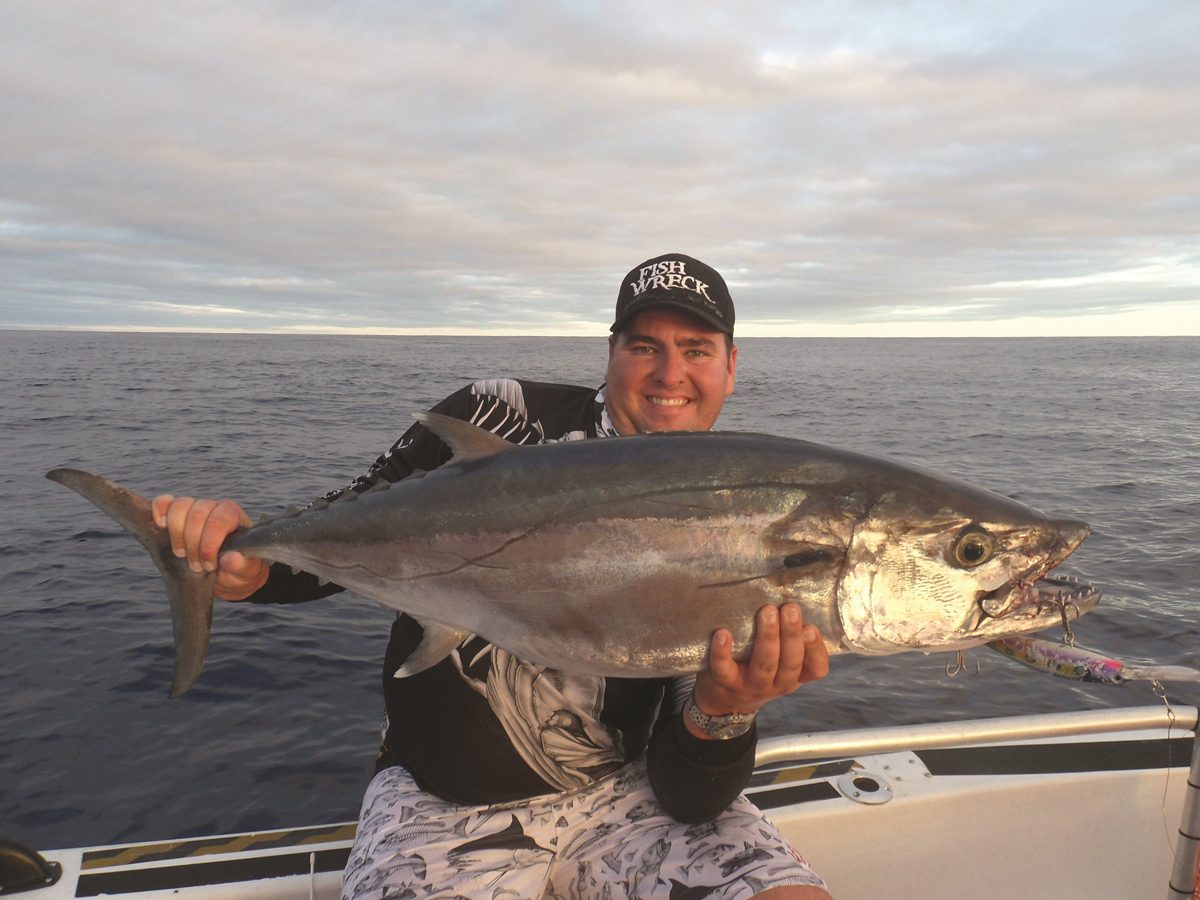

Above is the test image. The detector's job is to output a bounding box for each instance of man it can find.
[155,253,834,899]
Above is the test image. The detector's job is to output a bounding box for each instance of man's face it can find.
[604,307,737,435]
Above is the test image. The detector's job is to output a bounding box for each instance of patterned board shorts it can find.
[341,758,827,899]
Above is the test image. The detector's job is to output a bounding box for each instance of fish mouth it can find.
[969,520,1098,638]
[972,573,1102,638]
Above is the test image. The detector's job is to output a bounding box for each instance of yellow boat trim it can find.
[80,822,357,870]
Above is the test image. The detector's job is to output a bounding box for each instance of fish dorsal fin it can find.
[414,412,518,462]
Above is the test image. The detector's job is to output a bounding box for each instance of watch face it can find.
[687,698,755,739]
[708,717,753,739]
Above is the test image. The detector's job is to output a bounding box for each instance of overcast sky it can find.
[3,1,1198,336]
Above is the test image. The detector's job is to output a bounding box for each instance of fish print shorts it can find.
[341,758,826,899]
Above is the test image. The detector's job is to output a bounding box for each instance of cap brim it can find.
[610,297,732,335]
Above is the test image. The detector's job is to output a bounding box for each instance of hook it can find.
[946,650,981,677]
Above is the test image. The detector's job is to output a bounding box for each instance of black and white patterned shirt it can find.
[251,379,755,822]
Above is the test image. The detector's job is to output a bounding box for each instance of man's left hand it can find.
[691,603,830,730]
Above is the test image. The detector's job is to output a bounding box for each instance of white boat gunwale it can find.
[10,704,1198,900]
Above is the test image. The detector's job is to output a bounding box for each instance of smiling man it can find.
[154,253,833,899]
[604,257,737,438]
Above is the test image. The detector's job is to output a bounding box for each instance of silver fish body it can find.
[48,414,1099,696]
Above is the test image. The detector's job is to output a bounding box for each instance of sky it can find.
[2,1,1198,337]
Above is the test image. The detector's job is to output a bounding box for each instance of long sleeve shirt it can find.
[248,378,756,822]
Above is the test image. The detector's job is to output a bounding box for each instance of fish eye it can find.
[952,528,996,568]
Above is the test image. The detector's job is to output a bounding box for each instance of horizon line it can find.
[3,324,1198,339]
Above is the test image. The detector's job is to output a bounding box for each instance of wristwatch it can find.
[683,691,756,740]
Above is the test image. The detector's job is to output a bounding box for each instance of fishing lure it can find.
[988,635,1200,685]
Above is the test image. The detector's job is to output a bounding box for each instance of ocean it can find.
[2,331,1197,850]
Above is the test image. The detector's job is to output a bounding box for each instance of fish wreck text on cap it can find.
[612,252,735,336]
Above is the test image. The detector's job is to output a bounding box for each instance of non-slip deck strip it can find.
[80,822,356,869]
[76,847,351,897]
[918,737,1194,777]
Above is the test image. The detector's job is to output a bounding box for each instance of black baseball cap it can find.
[611,252,735,336]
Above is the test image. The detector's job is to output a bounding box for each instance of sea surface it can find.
[2,331,1197,850]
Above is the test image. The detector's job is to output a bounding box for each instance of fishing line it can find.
[1154,678,1180,852]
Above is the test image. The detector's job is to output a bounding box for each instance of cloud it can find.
[1,0,1197,334]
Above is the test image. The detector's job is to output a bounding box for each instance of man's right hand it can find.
[151,495,269,600]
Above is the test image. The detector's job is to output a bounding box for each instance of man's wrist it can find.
[683,690,756,740]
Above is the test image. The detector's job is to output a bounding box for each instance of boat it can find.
[5,705,1198,899]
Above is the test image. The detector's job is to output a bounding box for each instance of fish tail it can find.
[46,468,214,698]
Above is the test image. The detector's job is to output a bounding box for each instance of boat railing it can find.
[753,705,1200,900]
[755,704,1198,765]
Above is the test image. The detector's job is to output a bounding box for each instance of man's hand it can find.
[690,603,830,734]
[151,495,268,601]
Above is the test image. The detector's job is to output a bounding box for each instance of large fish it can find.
[47,413,1099,697]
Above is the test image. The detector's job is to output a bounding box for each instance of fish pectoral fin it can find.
[767,544,840,583]
[782,547,838,569]
[393,620,472,678]
[700,544,841,590]
[413,412,516,463]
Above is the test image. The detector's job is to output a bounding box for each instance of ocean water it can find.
[1,331,1197,850]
